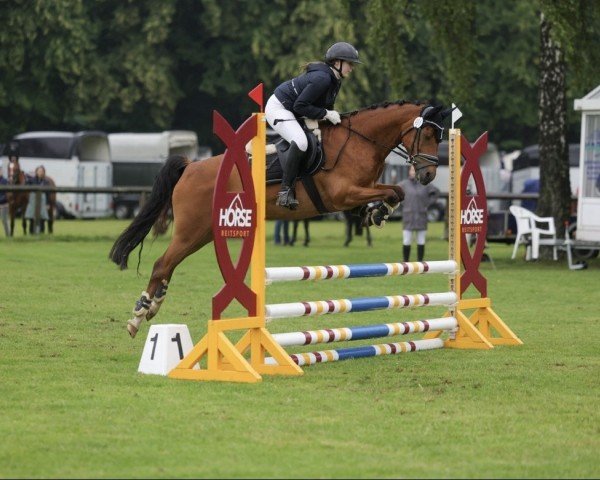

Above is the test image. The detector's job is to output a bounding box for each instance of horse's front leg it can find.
[340,184,404,228]
[365,183,405,227]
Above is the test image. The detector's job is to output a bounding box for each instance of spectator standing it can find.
[399,165,440,262]
[273,220,290,246]
[24,165,50,234]
[0,166,9,236]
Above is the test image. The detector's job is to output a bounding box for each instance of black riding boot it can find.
[403,245,411,262]
[417,244,425,262]
[276,141,305,210]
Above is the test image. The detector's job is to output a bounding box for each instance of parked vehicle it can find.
[511,143,580,197]
[109,130,209,219]
[382,139,507,221]
[0,131,112,218]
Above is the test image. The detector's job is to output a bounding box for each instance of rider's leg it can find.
[265,95,308,210]
[276,141,306,209]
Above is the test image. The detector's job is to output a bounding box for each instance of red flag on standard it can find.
[248,83,263,112]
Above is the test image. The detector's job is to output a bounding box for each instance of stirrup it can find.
[276,189,299,210]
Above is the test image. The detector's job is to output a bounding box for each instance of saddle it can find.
[247,120,329,213]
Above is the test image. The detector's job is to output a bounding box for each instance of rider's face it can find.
[341,61,354,77]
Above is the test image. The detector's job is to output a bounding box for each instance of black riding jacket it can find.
[274,62,341,120]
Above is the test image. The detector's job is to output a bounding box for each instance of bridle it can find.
[323,107,444,173]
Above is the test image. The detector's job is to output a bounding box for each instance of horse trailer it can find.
[108,130,209,219]
[0,131,112,218]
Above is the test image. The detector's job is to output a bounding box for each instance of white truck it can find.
[0,131,112,218]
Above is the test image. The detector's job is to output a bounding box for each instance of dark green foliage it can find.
[0,0,598,153]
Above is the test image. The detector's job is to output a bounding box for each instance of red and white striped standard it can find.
[265,260,457,284]
[271,316,457,347]
[265,291,458,320]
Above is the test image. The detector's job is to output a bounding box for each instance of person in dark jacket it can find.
[265,41,362,209]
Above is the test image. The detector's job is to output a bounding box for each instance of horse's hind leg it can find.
[126,233,211,338]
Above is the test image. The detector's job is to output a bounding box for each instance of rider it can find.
[265,41,362,209]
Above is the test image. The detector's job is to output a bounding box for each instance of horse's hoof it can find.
[127,321,139,338]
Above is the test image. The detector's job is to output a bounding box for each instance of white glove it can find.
[323,109,341,125]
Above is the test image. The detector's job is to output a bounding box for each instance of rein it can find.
[322,115,441,173]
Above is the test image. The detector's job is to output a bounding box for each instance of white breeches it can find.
[265,95,308,152]
[403,229,426,246]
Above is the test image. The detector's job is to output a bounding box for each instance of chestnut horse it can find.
[7,158,29,236]
[110,100,450,337]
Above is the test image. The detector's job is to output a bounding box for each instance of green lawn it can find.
[0,218,598,478]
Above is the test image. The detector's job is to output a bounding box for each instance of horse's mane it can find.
[343,99,428,117]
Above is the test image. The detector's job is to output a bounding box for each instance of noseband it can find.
[397,114,444,172]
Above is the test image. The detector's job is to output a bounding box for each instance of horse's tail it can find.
[109,154,191,270]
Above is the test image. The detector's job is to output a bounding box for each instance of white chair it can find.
[509,205,558,261]
[509,205,533,260]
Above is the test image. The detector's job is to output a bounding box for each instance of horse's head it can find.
[400,104,452,185]
[7,157,22,185]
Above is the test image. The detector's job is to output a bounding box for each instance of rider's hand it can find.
[324,110,341,125]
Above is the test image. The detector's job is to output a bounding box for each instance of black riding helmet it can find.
[325,42,362,64]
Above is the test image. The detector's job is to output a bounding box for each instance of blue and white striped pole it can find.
[265,260,457,284]
[271,316,457,347]
[265,338,445,367]
[265,291,457,320]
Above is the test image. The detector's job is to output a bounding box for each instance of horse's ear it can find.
[440,107,454,120]
[421,105,442,119]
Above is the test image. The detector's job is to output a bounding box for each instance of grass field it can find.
[0,218,599,479]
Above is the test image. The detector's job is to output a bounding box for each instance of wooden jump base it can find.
[169,89,522,383]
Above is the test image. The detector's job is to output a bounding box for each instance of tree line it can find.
[1,0,598,230]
